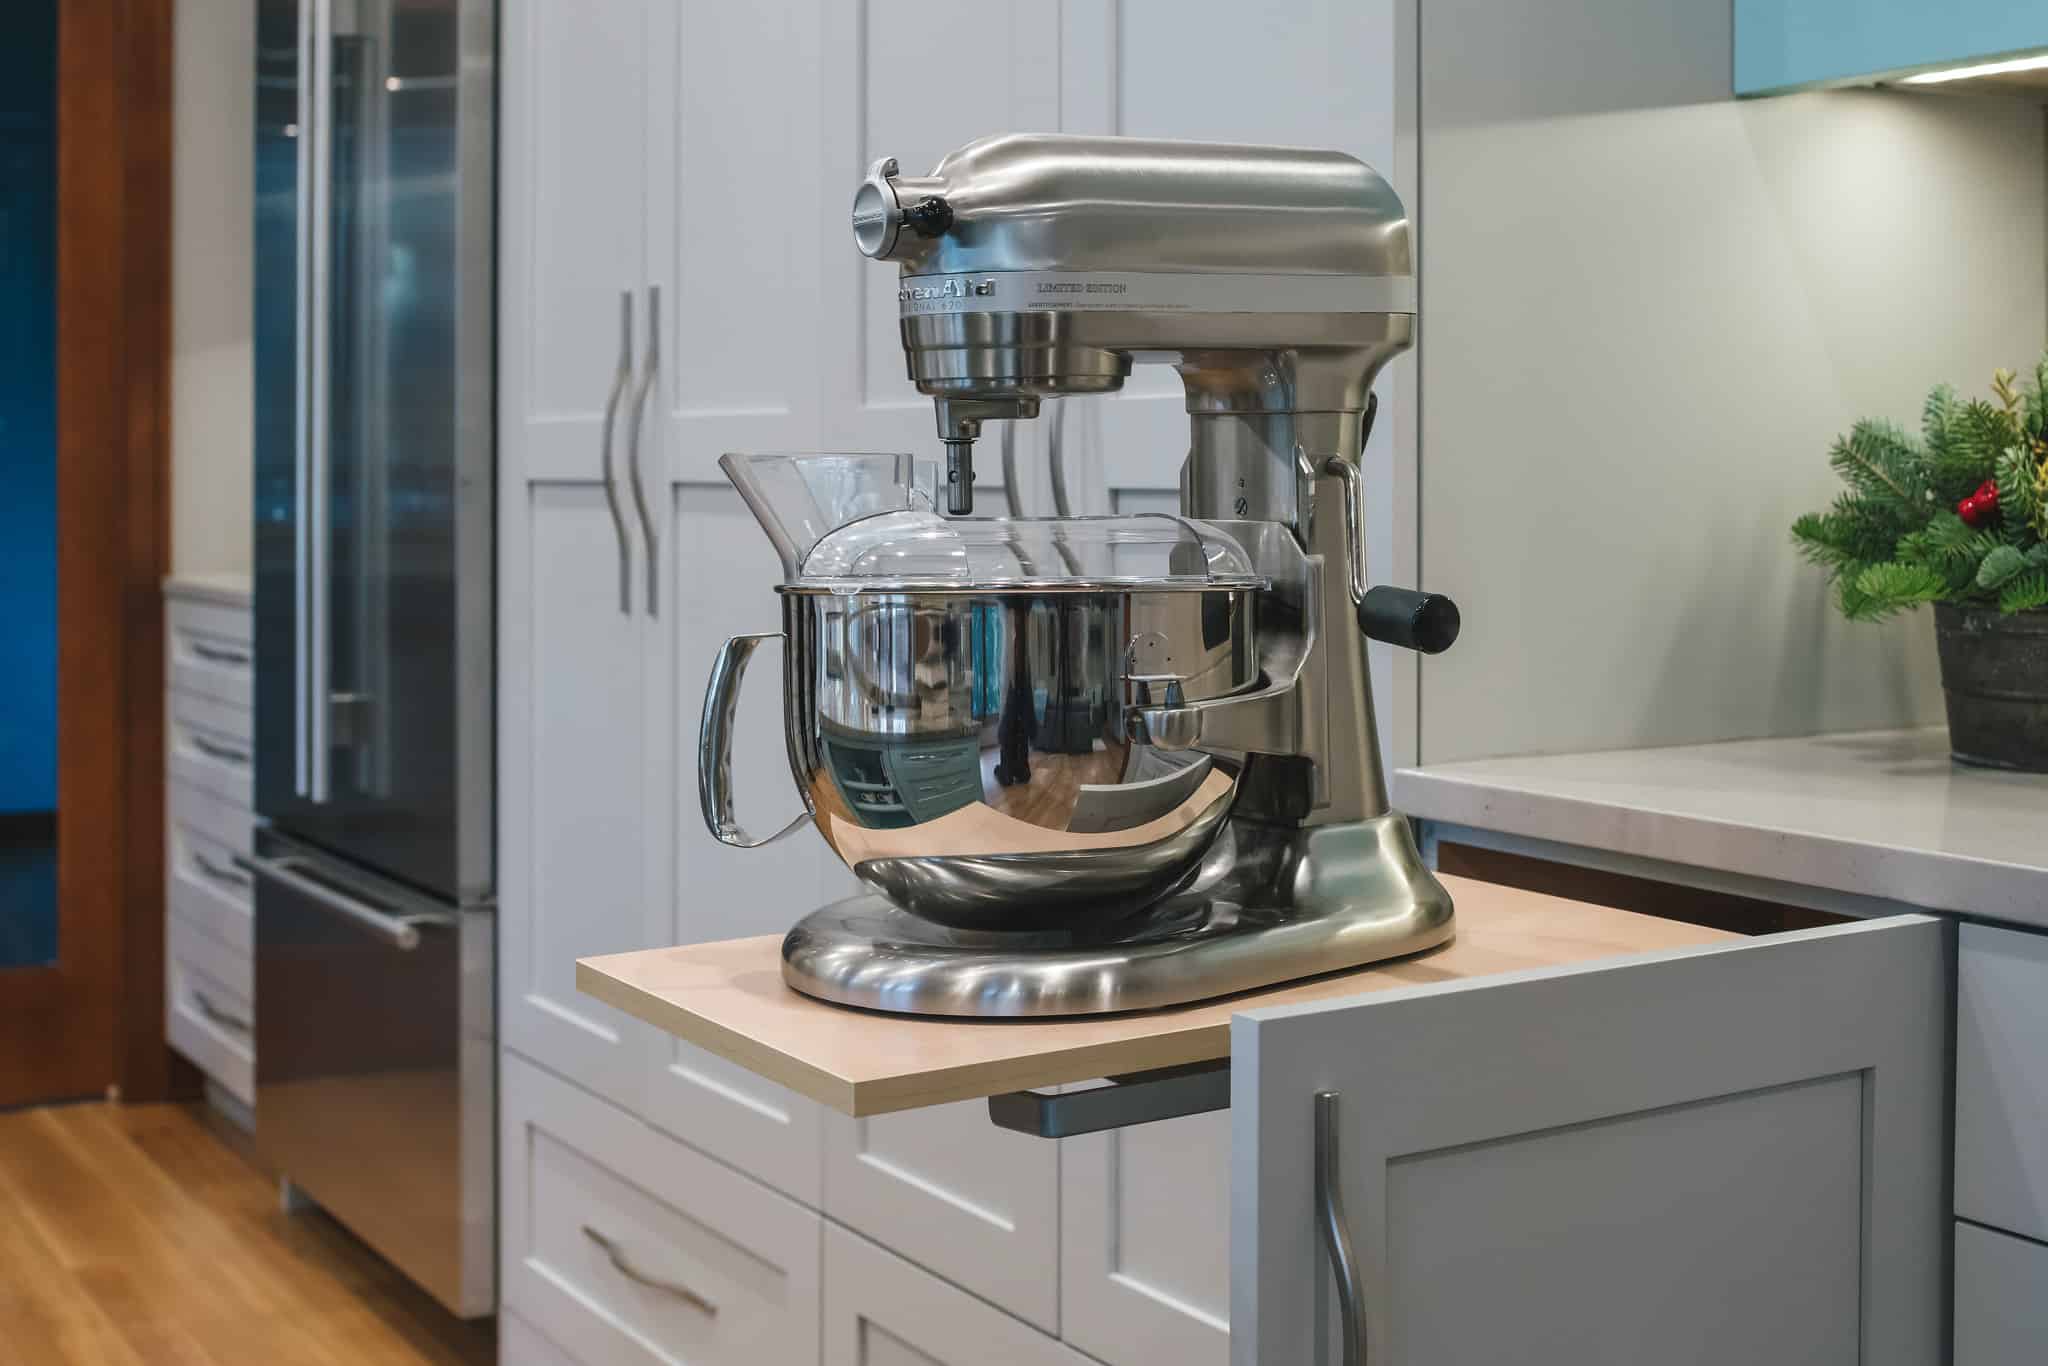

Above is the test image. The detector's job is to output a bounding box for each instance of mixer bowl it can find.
[704,582,1260,931]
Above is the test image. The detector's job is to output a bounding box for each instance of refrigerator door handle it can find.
[304,0,336,803]
[600,290,635,614]
[237,852,454,951]
[292,0,317,797]
[626,285,660,616]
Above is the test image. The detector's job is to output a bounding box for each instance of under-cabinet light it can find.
[1898,52,2048,85]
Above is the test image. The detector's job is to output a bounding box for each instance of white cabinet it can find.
[1061,1109,1230,1366]
[499,2,1418,1361]
[498,0,659,1116]
[1956,923,2048,1248]
[824,1100,1060,1331]
[163,581,256,1113]
[824,1224,1092,1366]
[1232,917,1948,1366]
[500,1053,823,1366]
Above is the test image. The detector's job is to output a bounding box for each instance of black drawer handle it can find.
[190,850,252,892]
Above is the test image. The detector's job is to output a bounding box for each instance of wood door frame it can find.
[1,0,183,1107]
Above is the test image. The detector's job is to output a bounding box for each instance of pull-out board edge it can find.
[576,875,1739,1117]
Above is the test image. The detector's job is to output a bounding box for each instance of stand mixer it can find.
[699,133,1461,1016]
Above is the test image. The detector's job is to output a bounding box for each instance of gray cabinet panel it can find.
[1955,1220,2048,1366]
[1232,917,1949,1366]
[1957,923,2048,1245]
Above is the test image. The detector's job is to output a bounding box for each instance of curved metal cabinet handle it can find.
[582,1225,717,1317]
[189,640,252,668]
[190,733,253,768]
[191,850,253,892]
[698,632,810,849]
[626,286,661,616]
[192,990,252,1036]
[1316,1090,1367,1366]
[600,290,635,614]
[234,853,451,951]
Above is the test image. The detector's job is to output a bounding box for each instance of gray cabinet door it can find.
[1231,916,1949,1366]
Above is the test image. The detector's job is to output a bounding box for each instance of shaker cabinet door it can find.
[1232,916,1950,1366]
[499,485,655,1111]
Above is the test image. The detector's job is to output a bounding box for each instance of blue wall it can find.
[0,0,57,815]
[1737,0,2048,94]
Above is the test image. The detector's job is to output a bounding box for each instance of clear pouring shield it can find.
[718,452,936,580]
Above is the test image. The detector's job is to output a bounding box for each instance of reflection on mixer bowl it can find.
[779,585,1256,929]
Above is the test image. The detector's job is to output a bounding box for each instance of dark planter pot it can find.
[1933,603,2048,773]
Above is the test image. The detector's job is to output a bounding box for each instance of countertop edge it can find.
[163,572,254,608]
[1395,762,2047,930]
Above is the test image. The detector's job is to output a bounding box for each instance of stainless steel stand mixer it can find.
[698,133,1461,1016]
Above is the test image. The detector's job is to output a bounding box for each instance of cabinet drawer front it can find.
[501,1054,821,1366]
[824,1099,1058,1331]
[168,694,255,808]
[645,1040,824,1208]
[169,780,252,859]
[1955,1221,2048,1366]
[1062,1107,1230,1366]
[168,599,254,709]
[166,917,254,1105]
[501,1311,582,1366]
[168,812,253,956]
[824,1224,1092,1366]
[1957,924,2048,1245]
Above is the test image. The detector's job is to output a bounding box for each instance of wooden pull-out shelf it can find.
[576,875,1736,1117]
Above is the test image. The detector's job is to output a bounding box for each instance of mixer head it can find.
[852,133,1414,518]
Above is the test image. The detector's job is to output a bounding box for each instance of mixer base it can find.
[781,812,1455,1017]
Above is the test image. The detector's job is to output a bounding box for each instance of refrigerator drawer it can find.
[170,693,255,808]
[167,915,256,1105]
[253,832,494,1318]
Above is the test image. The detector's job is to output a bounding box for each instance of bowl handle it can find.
[698,632,811,849]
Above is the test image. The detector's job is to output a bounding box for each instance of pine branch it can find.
[1850,561,1946,619]
[1929,400,2014,501]
[2000,569,2048,614]
[1829,420,1930,515]
[1977,545,2031,591]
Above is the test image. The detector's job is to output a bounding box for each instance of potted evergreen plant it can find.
[1792,357,2048,772]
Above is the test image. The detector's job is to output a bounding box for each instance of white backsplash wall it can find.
[171,0,255,577]
[1412,0,2046,764]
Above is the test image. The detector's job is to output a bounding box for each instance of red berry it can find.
[1959,495,1986,526]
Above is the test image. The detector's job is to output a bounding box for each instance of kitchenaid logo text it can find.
[899,278,996,303]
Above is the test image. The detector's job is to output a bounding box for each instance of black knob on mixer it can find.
[905,195,954,238]
[1357,587,1461,654]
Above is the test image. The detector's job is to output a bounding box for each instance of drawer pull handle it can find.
[192,990,252,1036]
[190,640,252,667]
[582,1225,717,1317]
[190,734,251,767]
[191,850,252,891]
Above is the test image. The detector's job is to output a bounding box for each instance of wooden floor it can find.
[0,1101,495,1366]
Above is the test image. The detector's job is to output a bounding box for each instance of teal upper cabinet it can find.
[1736,0,2048,94]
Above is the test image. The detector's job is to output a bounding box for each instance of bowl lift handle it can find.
[699,632,812,849]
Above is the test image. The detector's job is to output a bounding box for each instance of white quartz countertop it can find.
[1395,727,2048,929]
[163,571,253,607]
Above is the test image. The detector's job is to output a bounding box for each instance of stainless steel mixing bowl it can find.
[701,581,1260,929]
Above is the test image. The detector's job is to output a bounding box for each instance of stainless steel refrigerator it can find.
[248,0,494,1319]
